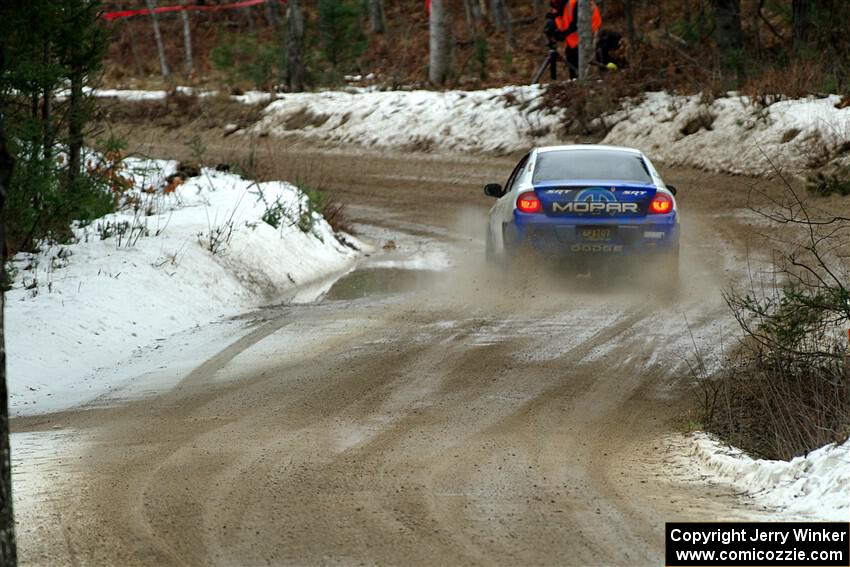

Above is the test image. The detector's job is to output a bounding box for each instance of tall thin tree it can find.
[63,0,107,187]
[287,0,305,92]
[180,1,193,75]
[429,0,450,85]
[265,0,280,27]
[792,0,813,53]
[488,0,513,44]
[577,0,592,79]
[145,0,170,79]
[368,0,387,34]
[712,0,743,80]
[0,50,17,567]
[623,0,638,48]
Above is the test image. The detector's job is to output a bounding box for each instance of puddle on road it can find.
[322,267,442,300]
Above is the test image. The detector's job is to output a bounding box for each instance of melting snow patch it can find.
[252,86,561,154]
[686,433,850,521]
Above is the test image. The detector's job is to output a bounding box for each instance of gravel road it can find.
[12,139,777,566]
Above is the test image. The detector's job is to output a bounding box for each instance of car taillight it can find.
[516,192,542,214]
[648,193,673,214]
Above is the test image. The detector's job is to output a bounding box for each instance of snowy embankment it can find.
[602,92,850,176]
[243,86,850,177]
[92,85,850,177]
[685,433,850,521]
[249,86,562,153]
[6,159,359,416]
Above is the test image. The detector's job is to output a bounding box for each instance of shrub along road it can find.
[12,138,795,565]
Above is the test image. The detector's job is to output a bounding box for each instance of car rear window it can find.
[533,150,653,184]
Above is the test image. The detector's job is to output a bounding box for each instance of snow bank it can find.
[603,92,850,176]
[687,433,850,520]
[84,85,850,177]
[251,86,561,154]
[247,86,850,174]
[6,159,359,416]
[58,86,276,104]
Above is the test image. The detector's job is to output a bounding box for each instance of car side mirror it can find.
[666,184,678,195]
[484,183,503,198]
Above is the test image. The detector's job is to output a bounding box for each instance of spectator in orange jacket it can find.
[544,0,602,79]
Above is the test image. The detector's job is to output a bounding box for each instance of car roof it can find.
[535,144,645,157]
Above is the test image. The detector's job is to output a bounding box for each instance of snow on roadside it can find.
[250,86,561,154]
[6,158,360,416]
[602,91,850,176]
[684,433,850,521]
[58,86,277,104]
[82,85,850,177]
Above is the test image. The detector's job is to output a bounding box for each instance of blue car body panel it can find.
[487,146,680,262]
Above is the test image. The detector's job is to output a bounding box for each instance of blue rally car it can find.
[484,145,679,278]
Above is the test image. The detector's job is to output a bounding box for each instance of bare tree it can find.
[462,0,483,37]
[623,0,638,48]
[429,0,450,85]
[144,0,170,79]
[242,6,257,34]
[286,0,305,92]
[264,0,280,27]
[712,0,743,78]
[792,0,813,53]
[368,0,386,34]
[488,0,505,27]
[488,0,513,44]
[577,0,592,79]
[0,85,17,567]
[180,1,193,75]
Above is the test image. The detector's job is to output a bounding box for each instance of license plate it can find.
[579,228,614,242]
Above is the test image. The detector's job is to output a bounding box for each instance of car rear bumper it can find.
[507,211,679,257]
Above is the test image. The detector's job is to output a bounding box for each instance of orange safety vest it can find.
[555,0,602,49]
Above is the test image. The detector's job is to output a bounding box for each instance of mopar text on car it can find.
[484,145,680,279]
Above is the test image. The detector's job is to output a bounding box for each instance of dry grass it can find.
[95,91,265,132]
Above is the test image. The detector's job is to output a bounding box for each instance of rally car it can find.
[484,145,679,279]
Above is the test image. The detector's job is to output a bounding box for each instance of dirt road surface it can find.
[13,138,779,566]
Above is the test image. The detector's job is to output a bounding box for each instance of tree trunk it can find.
[792,0,813,53]
[145,0,170,79]
[463,0,483,38]
[623,0,637,48]
[0,102,18,567]
[42,40,52,161]
[124,20,145,76]
[712,0,743,79]
[67,60,84,187]
[264,0,280,27]
[488,0,507,29]
[41,87,51,161]
[180,2,193,75]
[429,0,450,85]
[286,0,305,92]
[577,0,592,80]
[368,0,386,34]
[242,7,257,34]
[502,1,514,47]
